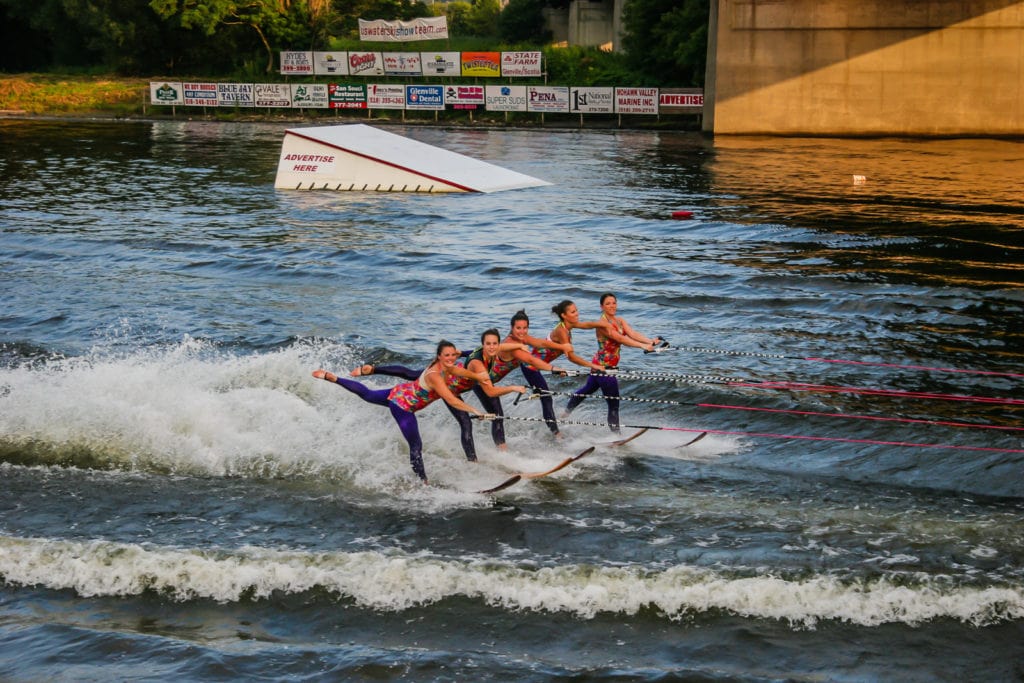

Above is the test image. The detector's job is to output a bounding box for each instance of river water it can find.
[1,118,1023,681]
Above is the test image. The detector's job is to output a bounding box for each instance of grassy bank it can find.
[0,73,149,115]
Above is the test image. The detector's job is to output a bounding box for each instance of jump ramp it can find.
[274,124,550,193]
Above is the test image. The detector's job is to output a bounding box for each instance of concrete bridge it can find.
[703,0,1024,136]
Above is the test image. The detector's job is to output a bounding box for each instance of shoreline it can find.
[0,109,705,134]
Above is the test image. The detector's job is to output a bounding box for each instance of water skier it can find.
[562,293,662,432]
[519,301,610,437]
[468,315,572,449]
[347,331,528,463]
[313,340,490,484]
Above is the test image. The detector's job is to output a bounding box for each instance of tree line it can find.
[0,0,707,87]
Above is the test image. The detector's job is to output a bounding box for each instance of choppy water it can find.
[1,118,1023,681]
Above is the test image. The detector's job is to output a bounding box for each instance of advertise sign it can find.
[367,84,406,110]
[485,85,527,112]
[217,83,254,107]
[659,89,704,113]
[358,16,448,41]
[291,83,328,108]
[313,52,349,76]
[150,82,183,105]
[500,51,542,77]
[280,151,337,176]
[383,52,423,76]
[348,51,384,76]
[444,85,485,108]
[461,52,501,78]
[421,52,460,76]
[329,84,368,109]
[280,51,313,75]
[527,86,570,113]
[570,87,614,114]
[182,82,218,107]
[405,85,444,110]
[615,87,658,114]
[255,83,292,108]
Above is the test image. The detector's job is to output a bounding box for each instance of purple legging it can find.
[564,373,620,433]
[471,384,505,446]
[520,365,559,434]
[333,376,428,481]
[372,365,478,461]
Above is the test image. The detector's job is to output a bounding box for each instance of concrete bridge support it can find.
[703,0,1024,136]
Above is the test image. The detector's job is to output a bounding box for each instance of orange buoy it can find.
[671,210,694,219]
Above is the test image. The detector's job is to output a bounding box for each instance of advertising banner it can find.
[500,51,542,77]
[150,82,183,105]
[527,86,570,113]
[659,89,704,113]
[485,85,527,112]
[358,16,448,42]
[329,84,368,109]
[615,87,658,114]
[313,52,349,76]
[182,82,218,107]
[461,52,501,78]
[216,83,255,107]
[367,84,406,109]
[348,51,384,76]
[444,85,485,108]
[383,52,423,77]
[421,52,461,76]
[570,87,614,114]
[291,83,329,108]
[280,151,336,176]
[255,83,292,108]
[405,85,444,110]
[280,51,313,75]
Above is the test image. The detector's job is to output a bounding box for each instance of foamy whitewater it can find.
[1,119,1023,681]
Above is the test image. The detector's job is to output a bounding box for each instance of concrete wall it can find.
[568,0,616,48]
[544,0,624,50]
[543,6,570,45]
[704,0,1024,136]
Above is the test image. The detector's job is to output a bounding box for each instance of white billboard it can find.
[527,86,570,113]
[485,85,527,112]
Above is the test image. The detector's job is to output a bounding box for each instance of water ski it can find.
[519,446,595,480]
[678,432,708,448]
[476,447,596,493]
[606,428,649,447]
[477,474,521,494]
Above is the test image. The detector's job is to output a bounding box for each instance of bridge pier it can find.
[703,0,1024,136]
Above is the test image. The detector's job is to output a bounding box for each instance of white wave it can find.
[0,339,649,510]
[0,338,348,477]
[2,535,1022,629]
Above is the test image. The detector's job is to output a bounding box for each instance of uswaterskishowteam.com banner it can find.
[358,17,448,42]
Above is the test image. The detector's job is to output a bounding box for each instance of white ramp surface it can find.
[275,124,550,193]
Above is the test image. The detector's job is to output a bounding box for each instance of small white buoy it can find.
[852,175,867,185]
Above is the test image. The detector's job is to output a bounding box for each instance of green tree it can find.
[60,0,184,73]
[465,0,499,37]
[150,0,330,73]
[0,0,235,73]
[497,0,550,44]
[621,0,708,86]
[445,1,472,36]
[0,0,99,69]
